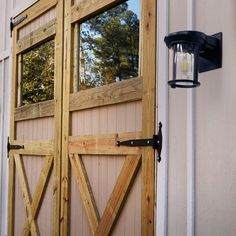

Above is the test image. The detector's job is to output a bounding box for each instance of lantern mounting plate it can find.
[198,32,222,73]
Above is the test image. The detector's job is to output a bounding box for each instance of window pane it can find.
[79,0,140,91]
[21,40,55,106]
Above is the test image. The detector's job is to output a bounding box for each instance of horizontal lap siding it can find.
[0,57,11,236]
[196,0,236,235]
[167,0,187,235]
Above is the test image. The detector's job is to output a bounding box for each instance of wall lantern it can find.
[164,31,222,88]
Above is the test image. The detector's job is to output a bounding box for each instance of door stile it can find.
[53,0,64,235]
[141,0,157,235]
[60,0,72,235]
[8,21,18,236]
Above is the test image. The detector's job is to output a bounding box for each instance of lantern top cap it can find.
[164,30,207,49]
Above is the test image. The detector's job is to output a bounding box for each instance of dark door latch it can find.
[117,122,163,162]
[7,137,24,158]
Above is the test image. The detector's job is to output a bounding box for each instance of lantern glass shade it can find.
[169,43,200,88]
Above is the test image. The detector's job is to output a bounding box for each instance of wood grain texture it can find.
[69,77,143,112]
[68,132,142,155]
[71,0,124,23]
[7,154,15,236]
[17,54,22,107]
[71,101,142,136]
[61,0,157,235]
[9,1,62,235]
[11,140,53,156]
[14,154,39,236]
[140,0,157,235]
[69,154,100,234]
[15,100,55,121]
[16,19,56,54]
[22,155,53,235]
[52,0,64,234]
[94,155,141,236]
[72,23,79,92]
[9,21,17,236]
[14,0,57,30]
[60,0,72,234]
[18,8,56,39]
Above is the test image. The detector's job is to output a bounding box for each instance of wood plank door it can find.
[60,0,157,235]
[8,0,63,235]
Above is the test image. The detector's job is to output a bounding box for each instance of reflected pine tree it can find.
[79,1,139,90]
[21,40,55,105]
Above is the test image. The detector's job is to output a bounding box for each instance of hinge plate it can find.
[10,15,27,37]
[117,122,163,162]
[7,137,24,158]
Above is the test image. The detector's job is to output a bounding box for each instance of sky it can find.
[128,0,140,17]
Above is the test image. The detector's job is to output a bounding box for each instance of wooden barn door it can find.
[60,0,157,235]
[8,0,63,235]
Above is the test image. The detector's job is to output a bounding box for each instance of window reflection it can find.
[21,40,55,106]
[79,0,140,91]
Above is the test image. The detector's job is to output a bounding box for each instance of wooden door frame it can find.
[8,0,64,235]
[60,0,157,235]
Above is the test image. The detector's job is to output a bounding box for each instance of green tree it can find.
[80,2,139,90]
[21,40,55,105]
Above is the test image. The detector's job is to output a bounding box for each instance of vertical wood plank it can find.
[95,155,141,236]
[60,0,72,234]
[73,23,79,93]
[7,154,15,236]
[8,14,17,236]
[141,0,157,235]
[69,154,100,235]
[14,154,39,236]
[22,155,53,235]
[53,0,64,235]
[17,54,22,107]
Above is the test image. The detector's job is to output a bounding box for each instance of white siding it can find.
[157,0,236,236]
[0,58,10,236]
[167,1,188,236]
[195,0,236,235]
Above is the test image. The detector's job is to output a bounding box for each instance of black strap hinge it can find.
[117,122,163,162]
[7,137,24,158]
[10,15,27,37]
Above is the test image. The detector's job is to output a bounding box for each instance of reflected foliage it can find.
[21,40,55,105]
[79,1,140,90]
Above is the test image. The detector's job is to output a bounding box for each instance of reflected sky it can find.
[78,0,140,91]
[128,0,140,16]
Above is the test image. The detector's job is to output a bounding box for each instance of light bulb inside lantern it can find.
[172,43,195,87]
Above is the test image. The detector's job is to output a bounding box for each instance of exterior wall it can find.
[0,0,38,235]
[195,0,236,235]
[157,0,236,235]
[0,0,12,235]
[167,1,188,235]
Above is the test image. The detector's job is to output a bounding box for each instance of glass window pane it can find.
[21,40,55,106]
[79,0,140,91]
